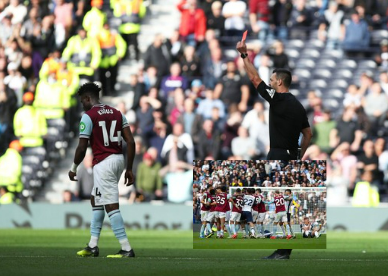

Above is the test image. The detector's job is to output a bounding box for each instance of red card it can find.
[242,30,247,41]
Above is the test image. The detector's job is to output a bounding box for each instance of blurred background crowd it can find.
[0,0,387,205]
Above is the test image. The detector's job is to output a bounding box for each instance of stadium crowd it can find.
[0,0,388,204]
[193,159,327,189]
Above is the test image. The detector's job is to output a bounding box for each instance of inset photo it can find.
[193,160,327,249]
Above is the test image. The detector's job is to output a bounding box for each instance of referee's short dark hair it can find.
[273,68,292,88]
[77,82,101,99]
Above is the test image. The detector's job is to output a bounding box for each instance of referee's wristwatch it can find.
[240,52,248,59]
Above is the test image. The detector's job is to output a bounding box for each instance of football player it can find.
[229,188,243,239]
[302,217,312,238]
[284,189,296,239]
[241,188,256,238]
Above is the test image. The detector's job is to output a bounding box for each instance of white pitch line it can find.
[0,256,386,262]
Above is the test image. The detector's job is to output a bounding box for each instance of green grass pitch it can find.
[193,233,326,249]
[0,230,387,276]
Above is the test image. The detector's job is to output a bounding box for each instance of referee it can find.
[236,38,312,259]
[236,41,312,160]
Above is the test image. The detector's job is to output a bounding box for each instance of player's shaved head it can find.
[77,82,101,99]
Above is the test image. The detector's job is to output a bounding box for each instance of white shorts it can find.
[225,211,231,222]
[201,211,209,222]
[274,211,287,223]
[257,212,266,223]
[252,211,259,222]
[206,211,217,222]
[230,212,242,222]
[92,154,124,206]
[216,212,226,219]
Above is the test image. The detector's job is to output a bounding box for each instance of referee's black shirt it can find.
[257,82,310,150]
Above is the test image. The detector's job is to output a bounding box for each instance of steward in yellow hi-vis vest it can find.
[13,92,47,148]
[83,0,106,39]
[113,0,146,61]
[62,27,101,81]
[39,49,62,80]
[353,170,380,207]
[33,74,70,120]
[0,186,15,204]
[0,140,23,195]
[97,21,126,96]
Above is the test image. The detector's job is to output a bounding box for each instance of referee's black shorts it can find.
[267,148,298,160]
[287,213,291,223]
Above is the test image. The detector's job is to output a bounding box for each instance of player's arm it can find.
[69,138,88,181]
[122,126,136,186]
[236,38,263,88]
[300,127,313,159]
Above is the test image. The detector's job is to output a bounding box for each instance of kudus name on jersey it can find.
[97,109,114,115]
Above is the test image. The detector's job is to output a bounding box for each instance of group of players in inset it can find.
[199,186,323,240]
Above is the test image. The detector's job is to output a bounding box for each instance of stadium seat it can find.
[309,79,328,89]
[296,58,315,69]
[316,59,336,69]
[327,79,349,89]
[337,59,357,69]
[284,48,300,60]
[371,30,388,46]
[333,69,353,79]
[301,49,320,58]
[313,69,332,78]
[285,39,305,49]
[357,60,377,70]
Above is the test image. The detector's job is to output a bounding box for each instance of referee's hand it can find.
[236,40,247,54]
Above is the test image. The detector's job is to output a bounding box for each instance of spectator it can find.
[220,110,242,158]
[0,82,18,153]
[231,126,258,160]
[31,16,55,78]
[357,140,379,183]
[266,40,289,70]
[136,152,163,202]
[206,1,225,38]
[177,0,207,46]
[379,72,388,95]
[222,0,246,37]
[241,100,269,157]
[318,1,345,49]
[270,0,292,41]
[331,142,358,195]
[54,0,73,48]
[165,29,185,63]
[168,88,185,126]
[362,82,388,134]
[197,119,221,159]
[374,39,388,70]
[0,0,27,25]
[136,96,154,143]
[160,63,188,100]
[177,98,199,135]
[249,0,271,42]
[288,0,313,39]
[83,0,105,39]
[311,109,336,153]
[128,74,146,111]
[342,10,370,56]
[144,34,171,78]
[202,46,224,89]
[343,84,362,108]
[20,7,39,41]
[161,122,194,164]
[180,45,201,80]
[214,60,249,112]
[197,88,225,119]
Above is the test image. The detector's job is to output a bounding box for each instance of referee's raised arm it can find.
[236,39,263,88]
